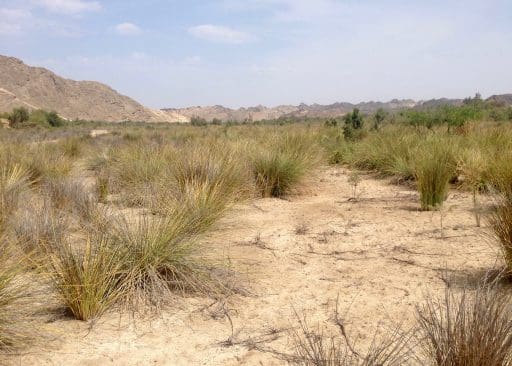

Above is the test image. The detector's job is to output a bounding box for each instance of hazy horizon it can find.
[1,0,511,109]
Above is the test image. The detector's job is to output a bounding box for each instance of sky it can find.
[0,0,511,109]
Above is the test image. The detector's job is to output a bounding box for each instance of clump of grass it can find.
[416,284,512,366]
[13,203,68,260]
[488,195,512,272]
[42,178,100,223]
[110,213,218,309]
[0,239,31,351]
[43,234,124,321]
[0,165,30,234]
[252,133,320,197]
[414,139,455,210]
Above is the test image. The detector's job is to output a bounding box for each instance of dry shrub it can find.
[13,203,68,259]
[42,178,100,223]
[416,284,512,366]
[289,312,416,366]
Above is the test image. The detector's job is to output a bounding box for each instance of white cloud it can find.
[0,8,32,35]
[34,0,101,14]
[188,24,256,44]
[114,22,142,36]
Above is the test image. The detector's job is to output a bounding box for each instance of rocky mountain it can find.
[486,94,512,106]
[0,55,187,123]
[164,99,420,122]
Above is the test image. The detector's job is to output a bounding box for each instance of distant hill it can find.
[2,55,510,124]
[486,94,512,106]
[164,99,466,122]
[0,55,187,123]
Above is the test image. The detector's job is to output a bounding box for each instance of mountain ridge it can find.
[0,55,187,123]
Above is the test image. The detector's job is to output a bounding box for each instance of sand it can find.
[10,166,499,365]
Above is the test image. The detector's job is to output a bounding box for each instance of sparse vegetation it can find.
[416,284,512,366]
[1,105,512,361]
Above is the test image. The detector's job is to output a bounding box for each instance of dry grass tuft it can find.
[0,238,32,351]
[416,284,512,366]
[0,165,30,234]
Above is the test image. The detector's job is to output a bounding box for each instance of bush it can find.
[7,107,29,128]
[343,109,364,140]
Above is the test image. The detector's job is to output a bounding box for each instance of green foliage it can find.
[405,105,482,129]
[373,108,388,130]
[324,118,338,127]
[343,108,364,140]
[190,116,208,126]
[46,111,64,127]
[252,133,320,197]
[414,138,455,210]
[7,107,29,127]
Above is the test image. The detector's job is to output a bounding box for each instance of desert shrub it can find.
[343,109,365,141]
[416,285,512,366]
[252,133,321,197]
[7,107,29,128]
[45,111,64,127]
[190,116,208,126]
[372,108,388,130]
[43,234,124,321]
[414,138,455,210]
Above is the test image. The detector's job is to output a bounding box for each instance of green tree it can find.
[373,108,388,130]
[343,108,364,140]
[8,107,29,127]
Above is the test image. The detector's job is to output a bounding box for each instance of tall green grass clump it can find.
[414,138,456,210]
[43,234,124,321]
[110,213,218,309]
[252,133,321,197]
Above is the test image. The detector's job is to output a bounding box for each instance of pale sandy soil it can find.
[9,166,500,365]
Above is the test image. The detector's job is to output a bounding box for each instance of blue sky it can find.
[0,0,511,108]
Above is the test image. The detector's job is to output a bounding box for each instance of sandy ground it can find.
[9,166,500,365]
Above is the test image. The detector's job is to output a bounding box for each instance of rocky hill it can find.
[164,99,427,122]
[0,55,186,123]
